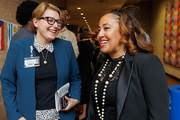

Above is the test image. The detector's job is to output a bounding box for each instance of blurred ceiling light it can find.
[77,7,81,10]
[80,13,84,15]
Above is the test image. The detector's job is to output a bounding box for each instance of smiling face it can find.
[98,13,126,58]
[33,8,61,46]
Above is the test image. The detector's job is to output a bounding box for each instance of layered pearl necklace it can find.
[94,54,125,120]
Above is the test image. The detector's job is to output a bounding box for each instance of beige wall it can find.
[0,0,66,73]
[151,0,180,79]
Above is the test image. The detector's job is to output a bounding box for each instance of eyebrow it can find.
[98,23,111,28]
[102,23,110,26]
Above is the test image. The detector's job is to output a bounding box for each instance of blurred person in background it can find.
[77,27,94,120]
[56,7,79,58]
[91,31,100,72]
[11,0,39,41]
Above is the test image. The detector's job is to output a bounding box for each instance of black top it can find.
[34,48,57,110]
[92,56,123,120]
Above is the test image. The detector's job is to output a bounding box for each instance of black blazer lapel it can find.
[116,52,134,120]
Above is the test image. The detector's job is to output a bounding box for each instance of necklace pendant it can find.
[44,60,47,64]
[41,50,48,65]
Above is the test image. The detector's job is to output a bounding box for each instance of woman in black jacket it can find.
[87,5,169,120]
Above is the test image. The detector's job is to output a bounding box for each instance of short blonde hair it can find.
[32,2,61,19]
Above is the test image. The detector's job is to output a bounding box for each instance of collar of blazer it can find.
[116,51,134,120]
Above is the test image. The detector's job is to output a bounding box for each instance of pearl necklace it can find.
[94,55,125,120]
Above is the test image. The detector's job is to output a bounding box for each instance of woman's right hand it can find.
[60,96,79,111]
[18,117,26,120]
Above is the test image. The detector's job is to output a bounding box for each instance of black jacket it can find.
[88,52,169,120]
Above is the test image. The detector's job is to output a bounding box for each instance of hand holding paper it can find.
[55,82,70,112]
[55,82,79,112]
[60,96,79,111]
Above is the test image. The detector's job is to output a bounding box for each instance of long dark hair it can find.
[109,5,153,55]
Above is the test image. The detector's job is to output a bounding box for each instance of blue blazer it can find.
[1,35,81,120]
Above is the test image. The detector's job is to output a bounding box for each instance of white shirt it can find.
[56,26,79,58]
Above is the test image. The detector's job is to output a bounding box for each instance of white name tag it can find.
[24,56,40,68]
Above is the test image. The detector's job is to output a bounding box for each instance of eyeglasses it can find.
[39,17,63,27]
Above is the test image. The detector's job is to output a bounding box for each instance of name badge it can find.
[24,56,40,68]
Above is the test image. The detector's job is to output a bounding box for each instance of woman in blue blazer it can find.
[87,5,169,120]
[1,2,81,120]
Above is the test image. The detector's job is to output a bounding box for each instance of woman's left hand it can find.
[60,96,79,111]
